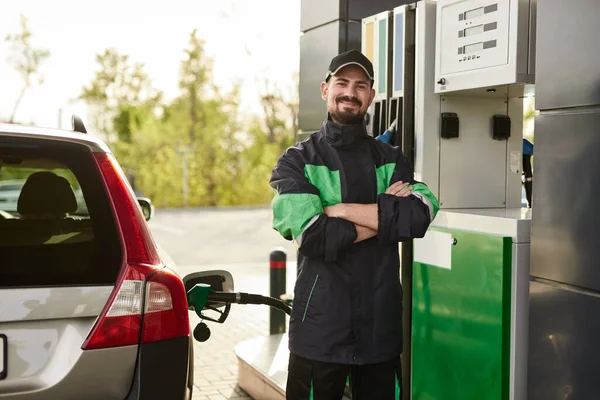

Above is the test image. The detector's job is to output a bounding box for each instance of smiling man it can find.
[270,50,439,400]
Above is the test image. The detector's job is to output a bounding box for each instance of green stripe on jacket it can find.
[376,163,396,194]
[304,165,342,207]
[272,165,342,241]
[272,192,323,240]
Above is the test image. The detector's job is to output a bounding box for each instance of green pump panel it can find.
[410,210,531,400]
[412,228,512,400]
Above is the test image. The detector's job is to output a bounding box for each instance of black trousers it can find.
[286,353,402,400]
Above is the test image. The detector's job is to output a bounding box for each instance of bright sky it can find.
[0,0,301,130]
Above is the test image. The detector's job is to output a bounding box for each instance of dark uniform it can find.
[270,116,439,399]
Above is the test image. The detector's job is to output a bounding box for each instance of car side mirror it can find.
[137,197,154,221]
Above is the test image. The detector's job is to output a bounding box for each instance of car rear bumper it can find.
[125,335,193,400]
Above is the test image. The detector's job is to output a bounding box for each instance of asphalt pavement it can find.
[148,207,297,400]
[148,206,297,266]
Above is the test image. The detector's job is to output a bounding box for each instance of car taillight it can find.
[81,153,189,351]
[141,267,190,343]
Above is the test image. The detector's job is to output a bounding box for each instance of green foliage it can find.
[0,165,79,190]
[523,96,536,143]
[80,48,162,144]
[80,30,297,208]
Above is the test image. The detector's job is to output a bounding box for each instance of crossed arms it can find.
[270,150,438,262]
[323,181,413,243]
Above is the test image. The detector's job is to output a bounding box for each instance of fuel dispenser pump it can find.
[408,1,536,399]
[362,1,537,399]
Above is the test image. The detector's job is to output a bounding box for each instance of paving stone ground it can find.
[148,209,297,400]
[190,300,272,400]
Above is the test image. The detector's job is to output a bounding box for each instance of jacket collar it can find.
[322,113,369,148]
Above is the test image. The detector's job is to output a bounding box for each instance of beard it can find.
[329,97,366,125]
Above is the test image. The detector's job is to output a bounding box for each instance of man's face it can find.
[321,64,375,125]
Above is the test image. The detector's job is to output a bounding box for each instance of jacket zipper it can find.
[302,274,319,322]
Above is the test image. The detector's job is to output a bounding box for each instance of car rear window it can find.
[0,139,122,288]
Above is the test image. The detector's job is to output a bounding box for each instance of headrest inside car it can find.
[17,171,78,217]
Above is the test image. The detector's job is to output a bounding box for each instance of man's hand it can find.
[385,181,413,197]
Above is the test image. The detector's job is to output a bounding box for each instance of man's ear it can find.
[320,81,328,101]
[368,88,376,107]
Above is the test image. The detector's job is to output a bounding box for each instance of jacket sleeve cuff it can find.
[377,193,411,243]
[325,217,357,262]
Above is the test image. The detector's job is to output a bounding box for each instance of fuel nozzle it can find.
[376,119,397,144]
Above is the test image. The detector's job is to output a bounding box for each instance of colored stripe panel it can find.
[394,11,404,93]
[378,18,387,94]
[365,22,374,63]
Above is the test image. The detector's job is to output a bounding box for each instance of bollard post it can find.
[270,248,287,335]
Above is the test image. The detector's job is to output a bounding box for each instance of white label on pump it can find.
[510,150,520,173]
[414,230,453,270]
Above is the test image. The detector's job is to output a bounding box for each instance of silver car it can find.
[0,121,194,399]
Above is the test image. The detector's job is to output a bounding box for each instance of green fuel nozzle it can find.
[187,283,212,319]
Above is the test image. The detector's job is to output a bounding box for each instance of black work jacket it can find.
[269,117,438,365]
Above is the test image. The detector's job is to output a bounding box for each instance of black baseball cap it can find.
[325,50,374,85]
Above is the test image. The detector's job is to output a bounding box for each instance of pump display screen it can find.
[441,0,508,74]
[464,25,484,36]
[464,42,484,53]
[465,7,484,20]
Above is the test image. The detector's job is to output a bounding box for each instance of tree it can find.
[258,74,299,148]
[523,96,536,143]
[77,30,299,209]
[79,48,162,144]
[176,29,239,207]
[222,75,300,206]
[5,14,50,123]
